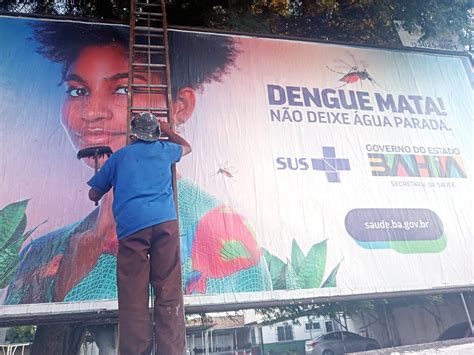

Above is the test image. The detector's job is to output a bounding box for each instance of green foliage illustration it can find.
[263,239,341,290]
[220,240,251,261]
[0,200,44,288]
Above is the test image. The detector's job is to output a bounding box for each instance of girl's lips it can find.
[79,129,127,136]
[77,131,127,145]
[80,136,111,145]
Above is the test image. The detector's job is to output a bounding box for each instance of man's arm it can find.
[88,188,105,203]
[160,121,192,156]
[87,158,113,203]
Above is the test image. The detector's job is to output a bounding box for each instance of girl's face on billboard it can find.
[61,44,165,167]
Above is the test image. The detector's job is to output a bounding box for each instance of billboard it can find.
[0,16,473,310]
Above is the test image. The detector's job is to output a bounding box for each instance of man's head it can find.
[130,112,161,142]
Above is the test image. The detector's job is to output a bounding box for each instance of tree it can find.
[30,323,86,355]
[0,0,129,21]
[253,294,455,349]
[255,294,450,334]
[5,325,36,343]
[282,0,471,47]
[1,1,471,48]
[256,300,375,328]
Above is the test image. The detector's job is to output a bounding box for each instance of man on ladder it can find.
[87,113,191,355]
[87,1,190,354]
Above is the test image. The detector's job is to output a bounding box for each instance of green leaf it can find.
[220,240,251,261]
[6,218,47,252]
[0,200,45,288]
[275,266,287,290]
[321,260,342,288]
[298,240,327,289]
[3,215,26,250]
[0,259,19,288]
[0,246,17,271]
[0,200,29,247]
[263,248,286,290]
[285,260,301,290]
[0,237,23,265]
[0,242,22,288]
[290,239,305,274]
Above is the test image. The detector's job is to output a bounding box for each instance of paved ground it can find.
[349,337,474,354]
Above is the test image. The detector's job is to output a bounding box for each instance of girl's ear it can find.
[172,87,196,125]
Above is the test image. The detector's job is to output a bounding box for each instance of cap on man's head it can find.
[130,112,161,141]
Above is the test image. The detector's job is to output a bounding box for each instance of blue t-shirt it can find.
[87,141,182,239]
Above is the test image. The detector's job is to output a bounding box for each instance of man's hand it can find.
[89,188,104,202]
[159,121,192,156]
[159,121,172,135]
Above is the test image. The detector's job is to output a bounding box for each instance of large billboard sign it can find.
[0,16,473,310]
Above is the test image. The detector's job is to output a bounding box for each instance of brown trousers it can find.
[117,220,185,355]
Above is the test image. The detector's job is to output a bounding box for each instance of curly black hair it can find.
[30,20,237,98]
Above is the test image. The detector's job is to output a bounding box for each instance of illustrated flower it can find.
[187,206,261,293]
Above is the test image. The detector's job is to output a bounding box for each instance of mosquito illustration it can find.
[214,161,238,178]
[326,52,386,90]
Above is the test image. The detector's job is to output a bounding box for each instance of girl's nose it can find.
[83,95,113,122]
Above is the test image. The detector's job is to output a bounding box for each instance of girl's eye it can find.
[67,87,89,97]
[114,87,128,95]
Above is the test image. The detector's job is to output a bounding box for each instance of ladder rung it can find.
[131,84,167,88]
[132,90,167,95]
[133,44,164,49]
[132,63,166,67]
[134,33,164,38]
[131,107,168,111]
[135,22,163,27]
[135,20,163,26]
[136,2,162,7]
[134,33,163,39]
[130,87,168,93]
[131,87,167,91]
[135,11,163,17]
[135,21,163,27]
[133,69,166,74]
[135,16,163,21]
[134,51,164,56]
[135,17,163,23]
[130,111,169,116]
[133,48,164,52]
[135,26,164,32]
[132,114,168,118]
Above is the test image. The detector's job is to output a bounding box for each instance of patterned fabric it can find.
[5,179,272,304]
[64,254,117,302]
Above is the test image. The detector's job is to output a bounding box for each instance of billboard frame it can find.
[0,13,473,323]
[1,285,474,326]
